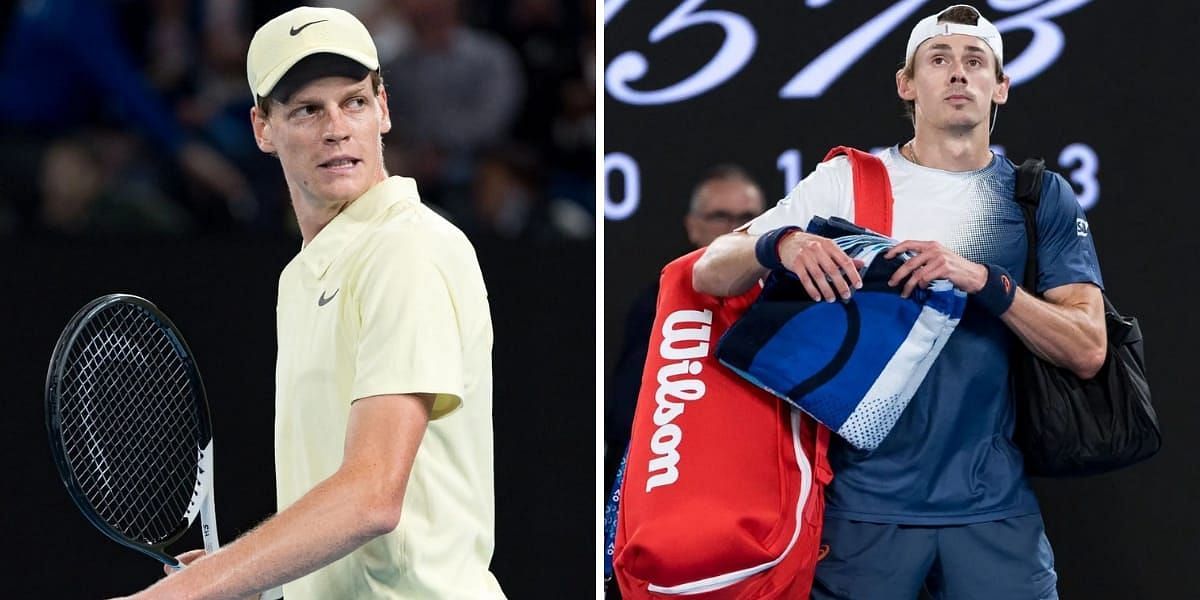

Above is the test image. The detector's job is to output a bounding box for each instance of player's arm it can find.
[691,231,768,297]
[1000,283,1105,378]
[116,392,433,600]
[694,157,859,300]
[884,241,1105,379]
[693,229,862,300]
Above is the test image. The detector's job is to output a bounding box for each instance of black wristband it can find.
[974,264,1017,316]
[754,226,801,271]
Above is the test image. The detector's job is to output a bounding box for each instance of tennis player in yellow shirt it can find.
[116,6,505,599]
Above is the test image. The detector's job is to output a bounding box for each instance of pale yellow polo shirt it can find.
[274,176,504,599]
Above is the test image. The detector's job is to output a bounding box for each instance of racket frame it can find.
[45,294,219,567]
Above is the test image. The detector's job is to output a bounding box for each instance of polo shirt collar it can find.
[296,176,420,279]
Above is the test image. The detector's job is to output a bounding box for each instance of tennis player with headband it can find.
[694,5,1104,599]
[115,6,504,599]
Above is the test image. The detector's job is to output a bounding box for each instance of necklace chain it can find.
[905,141,921,167]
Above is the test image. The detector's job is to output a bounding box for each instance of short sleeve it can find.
[742,156,852,235]
[1034,172,1104,293]
[352,241,464,419]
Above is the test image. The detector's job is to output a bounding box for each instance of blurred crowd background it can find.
[0,0,595,241]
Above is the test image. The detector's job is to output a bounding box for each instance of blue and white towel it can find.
[716,217,967,450]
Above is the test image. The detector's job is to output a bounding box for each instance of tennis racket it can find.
[46,293,220,567]
[46,294,284,600]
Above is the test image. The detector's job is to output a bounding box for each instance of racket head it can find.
[45,294,213,566]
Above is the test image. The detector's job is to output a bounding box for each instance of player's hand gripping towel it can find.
[716,216,967,450]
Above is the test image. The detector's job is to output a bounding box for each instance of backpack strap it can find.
[1014,158,1046,293]
[824,146,894,236]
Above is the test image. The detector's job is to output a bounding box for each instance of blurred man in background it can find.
[384,0,523,214]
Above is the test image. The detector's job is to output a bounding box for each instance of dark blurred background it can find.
[1,0,594,597]
[606,1,1197,598]
[0,0,594,238]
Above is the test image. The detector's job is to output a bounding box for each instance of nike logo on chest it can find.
[318,289,339,306]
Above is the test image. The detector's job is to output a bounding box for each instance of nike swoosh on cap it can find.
[290,20,328,36]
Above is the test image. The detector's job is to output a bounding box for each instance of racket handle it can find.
[200,489,220,553]
[199,441,220,553]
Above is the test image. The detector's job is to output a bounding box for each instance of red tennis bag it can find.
[613,147,891,599]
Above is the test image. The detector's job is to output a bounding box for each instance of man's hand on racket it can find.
[161,549,206,575]
[884,240,988,298]
[105,550,254,600]
[778,230,865,302]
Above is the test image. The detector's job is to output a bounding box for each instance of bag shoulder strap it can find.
[1014,158,1046,292]
[823,146,894,236]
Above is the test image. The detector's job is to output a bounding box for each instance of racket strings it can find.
[58,304,202,545]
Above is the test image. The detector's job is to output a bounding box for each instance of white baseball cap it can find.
[905,5,1003,68]
[246,6,380,100]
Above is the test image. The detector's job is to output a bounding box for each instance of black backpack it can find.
[1010,158,1161,477]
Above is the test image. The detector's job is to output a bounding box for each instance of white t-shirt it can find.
[746,146,1015,265]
